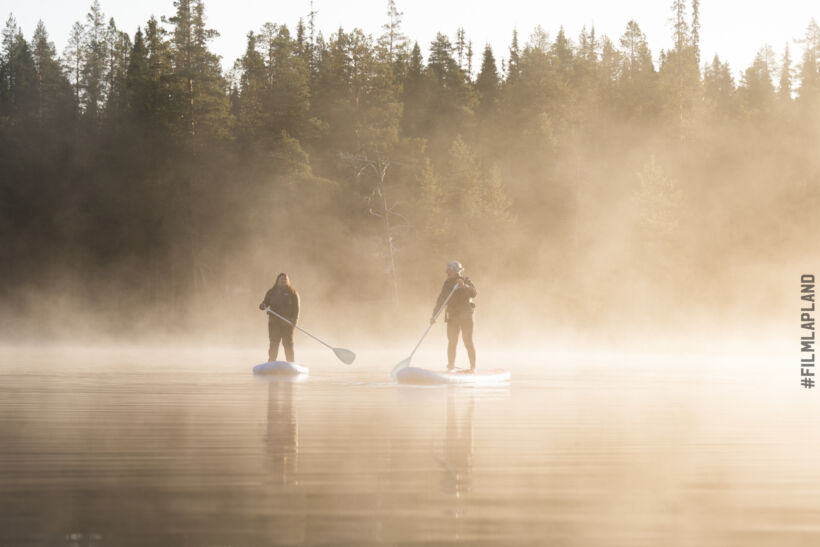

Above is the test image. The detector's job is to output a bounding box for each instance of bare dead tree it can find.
[342,154,411,308]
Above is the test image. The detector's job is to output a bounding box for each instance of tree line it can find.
[1,0,818,333]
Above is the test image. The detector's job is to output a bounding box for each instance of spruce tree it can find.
[125,27,149,120]
[779,44,793,101]
[400,41,425,137]
[265,24,309,139]
[739,46,776,118]
[237,31,266,143]
[426,32,474,136]
[476,44,499,115]
[703,54,734,118]
[507,29,521,82]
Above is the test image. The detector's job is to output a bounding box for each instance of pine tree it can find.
[618,20,657,119]
[670,0,689,52]
[32,21,74,126]
[691,0,701,64]
[466,40,473,82]
[1,17,37,124]
[575,26,600,106]
[659,0,701,132]
[598,36,621,96]
[82,0,108,122]
[257,23,278,87]
[796,18,820,107]
[165,0,229,140]
[528,25,550,52]
[63,22,85,106]
[379,0,407,65]
[104,18,132,124]
[620,20,650,73]
[455,28,466,72]
[578,26,598,64]
[142,16,173,133]
[351,28,402,155]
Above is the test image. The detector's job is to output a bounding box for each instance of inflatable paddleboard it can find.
[395,367,510,386]
[253,361,309,379]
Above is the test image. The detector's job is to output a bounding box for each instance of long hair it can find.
[275,273,297,294]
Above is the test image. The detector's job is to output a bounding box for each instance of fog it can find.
[4,3,820,544]
[2,9,818,353]
[2,2,818,352]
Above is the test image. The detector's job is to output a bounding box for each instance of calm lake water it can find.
[1,343,818,546]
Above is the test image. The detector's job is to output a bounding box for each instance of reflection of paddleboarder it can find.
[439,389,474,499]
[429,261,477,371]
[264,379,307,544]
[259,273,300,362]
[266,380,299,485]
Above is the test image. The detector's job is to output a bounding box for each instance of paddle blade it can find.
[391,357,411,379]
[333,347,356,364]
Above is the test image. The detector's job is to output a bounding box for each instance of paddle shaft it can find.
[407,282,460,362]
[265,306,333,351]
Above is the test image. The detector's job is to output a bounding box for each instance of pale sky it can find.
[3,1,818,78]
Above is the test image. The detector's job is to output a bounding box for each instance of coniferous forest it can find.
[1,0,819,339]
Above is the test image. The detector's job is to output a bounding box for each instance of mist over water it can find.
[1,344,817,546]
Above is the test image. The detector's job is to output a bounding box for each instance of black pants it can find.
[268,318,295,362]
[447,314,475,369]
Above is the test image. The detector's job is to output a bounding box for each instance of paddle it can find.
[391,282,460,378]
[264,306,356,364]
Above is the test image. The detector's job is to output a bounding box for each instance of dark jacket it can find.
[261,286,300,324]
[432,276,477,322]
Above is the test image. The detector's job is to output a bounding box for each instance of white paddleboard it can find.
[253,361,309,379]
[396,367,510,386]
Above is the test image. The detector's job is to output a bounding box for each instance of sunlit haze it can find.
[1,0,819,544]
[3,0,818,76]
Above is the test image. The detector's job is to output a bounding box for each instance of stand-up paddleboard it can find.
[396,367,510,386]
[253,361,309,379]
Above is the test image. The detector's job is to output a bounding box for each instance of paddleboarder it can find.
[430,261,477,371]
[259,273,300,362]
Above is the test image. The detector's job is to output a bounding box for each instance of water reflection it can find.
[437,388,474,501]
[265,379,299,485]
[4,349,819,545]
[262,377,307,545]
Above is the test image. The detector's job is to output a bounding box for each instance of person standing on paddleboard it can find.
[259,273,300,362]
[430,261,477,372]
